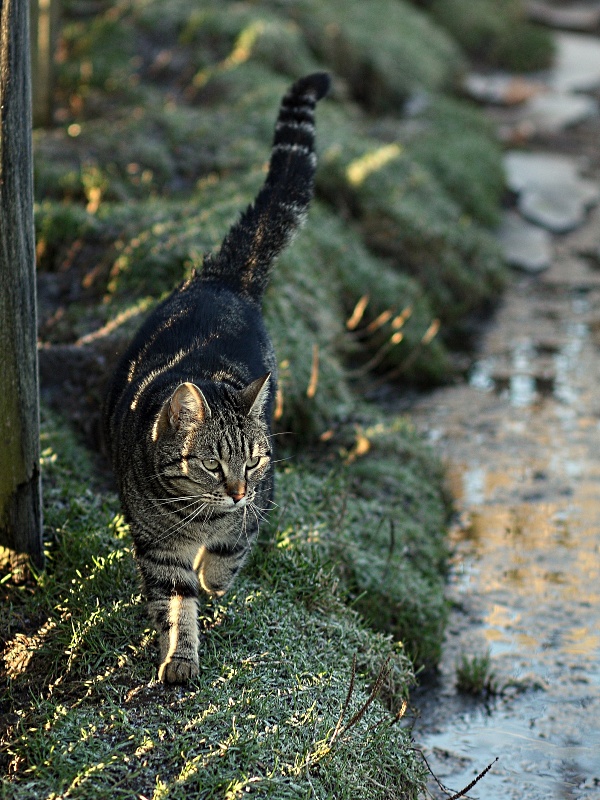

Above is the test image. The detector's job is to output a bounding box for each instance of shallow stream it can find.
[410,234,600,797]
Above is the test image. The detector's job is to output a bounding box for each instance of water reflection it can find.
[422,459,600,798]
[511,339,536,407]
[415,300,600,798]
[468,315,589,411]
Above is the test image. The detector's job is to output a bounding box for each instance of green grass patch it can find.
[317,102,507,330]
[0,407,448,798]
[287,0,464,110]
[455,650,499,697]
[429,0,555,72]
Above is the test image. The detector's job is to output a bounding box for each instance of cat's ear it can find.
[153,382,211,440]
[240,373,271,417]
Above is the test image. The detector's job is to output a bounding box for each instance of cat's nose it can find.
[228,483,246,503]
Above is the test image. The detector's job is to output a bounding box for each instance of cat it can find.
[103,72,330,683]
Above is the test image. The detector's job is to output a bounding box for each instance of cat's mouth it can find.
[228,489,258,510]
[208,490,256,511]
[224,496,247,511]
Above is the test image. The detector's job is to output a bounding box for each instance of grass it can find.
[283,0,464,110]
[0,407,447,799]
[2,0,532,795]
[429,0,555,72]
[455,650,499,697]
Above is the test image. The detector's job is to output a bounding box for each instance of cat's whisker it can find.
[152,501,209,543]
[231,506,250,550]
[255,503,274,517]
[154,497,208,509]
[150,496,203,505]
[143,496,207,518]
[248,502,268,525]
[151,511,202,544]
[248,505,265,538]
[152,493,203,501]
[239,507,250,547]
[140,470,178,484]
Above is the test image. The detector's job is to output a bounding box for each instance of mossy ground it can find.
[2,0,541,796]
[1,408,445,799]
[34,0,517,398]
[428,0,555,72]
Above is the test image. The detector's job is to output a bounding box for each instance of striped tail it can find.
[200,72,331,300]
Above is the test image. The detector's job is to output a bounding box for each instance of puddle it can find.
[416,484,600,799]
[410,276,600,798]
[468,309,589,410]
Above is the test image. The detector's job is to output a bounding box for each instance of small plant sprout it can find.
[455,649,499,696]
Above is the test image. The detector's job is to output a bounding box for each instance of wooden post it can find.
[0,0,44,575]
[30,0,57,128]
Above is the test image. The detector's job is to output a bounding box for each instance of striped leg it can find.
[152,595,199,684]
[136,549,200,683]
[196,540,252,597]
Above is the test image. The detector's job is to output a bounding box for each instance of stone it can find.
[551,32,600,92]
[518,186,586,233]
[527,1,600,32]
[504,151,600,233]
[463,72,545,105]
[497,211,552,272]
[504,151,584,192]
[516,91,598,133]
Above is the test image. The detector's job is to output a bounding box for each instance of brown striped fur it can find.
[103,73,330,683]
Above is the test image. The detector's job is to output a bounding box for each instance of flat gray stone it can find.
[497,211,553,272]
[517,91,598,133]
[519,186,587,233]
[551,32,600,92]
[505,151,584,192]
[527,1,600,31]
[504,151,599,232]
[463,72,545,105]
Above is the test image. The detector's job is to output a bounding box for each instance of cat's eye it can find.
[246,456,261,469]
[202,458,220,472]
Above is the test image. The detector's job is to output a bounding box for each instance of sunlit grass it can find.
[1,406,447,798]
[13,0,521,795]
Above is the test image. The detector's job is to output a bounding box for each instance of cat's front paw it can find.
[158,656,199,684]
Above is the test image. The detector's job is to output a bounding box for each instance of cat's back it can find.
[103,278,274,459]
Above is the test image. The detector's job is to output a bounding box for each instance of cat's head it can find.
[150,374,272,511]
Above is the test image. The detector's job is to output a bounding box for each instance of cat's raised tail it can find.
[199,72,331,300]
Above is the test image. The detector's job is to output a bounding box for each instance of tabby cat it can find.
[103,73,330,683]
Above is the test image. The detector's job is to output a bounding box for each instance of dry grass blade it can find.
[346,294,370,331]
[306,344,320,399]
[447,757,498,800]
[370,317,441,386]
[330,653,357,743]
[346,330,404,377]
[416,748,498,800]
[337,656,392,739]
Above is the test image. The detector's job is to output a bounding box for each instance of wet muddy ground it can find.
[409,159,600,798]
